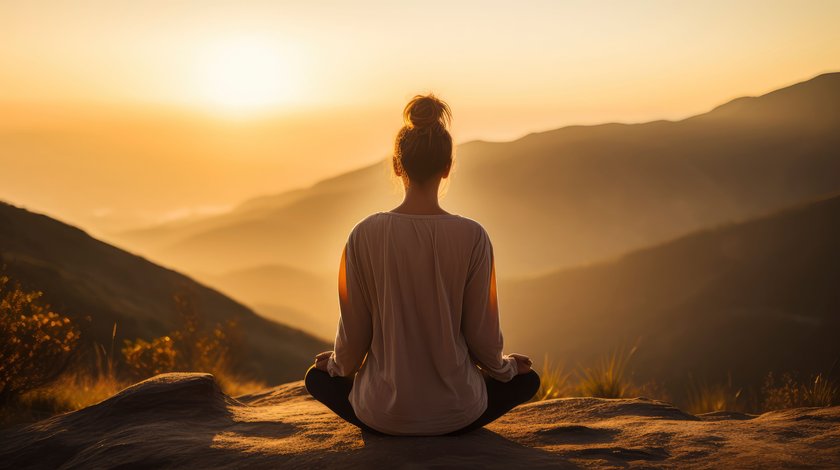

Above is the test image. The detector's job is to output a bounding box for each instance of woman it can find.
[304,94,540,436]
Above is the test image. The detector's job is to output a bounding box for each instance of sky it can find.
[1,0,838,233]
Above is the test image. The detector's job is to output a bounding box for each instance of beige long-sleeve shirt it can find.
[326,211,517,436]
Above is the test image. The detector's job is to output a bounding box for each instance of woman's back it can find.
[326,211,517,435]
[305,93,537,437]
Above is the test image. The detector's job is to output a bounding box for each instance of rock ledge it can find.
[1,373,838,469]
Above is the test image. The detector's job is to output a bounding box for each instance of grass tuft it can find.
[531,354,573,402]
[684,374,744,414]
[577,346,638,398]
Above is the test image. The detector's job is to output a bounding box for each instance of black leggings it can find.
[303,366,541,436]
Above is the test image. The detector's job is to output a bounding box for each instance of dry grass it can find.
[1,354,263,427]
[19,372,127,414]
[577,346,639,399]
[763,371,840,410]
[530,354,574,402]
[530,347,645,402]
[530,346,840,416]
[684,374,745,414]
[0,280,265,426]
[213,370,267,397]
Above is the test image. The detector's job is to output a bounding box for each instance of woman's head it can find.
[393,94,453,184]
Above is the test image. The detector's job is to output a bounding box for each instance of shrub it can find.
[763,371,840,410]
[122,335,179,378]
[121,290,258,394]
[0,274,80,405]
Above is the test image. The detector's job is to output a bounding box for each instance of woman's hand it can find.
[508,353,533,375]
[314,351,333,372]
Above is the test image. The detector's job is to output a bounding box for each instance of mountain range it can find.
[500,193,840,400]
[112,72,840,342]
[0,201,329,384]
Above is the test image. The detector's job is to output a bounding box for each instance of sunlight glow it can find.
[196,36,300,113]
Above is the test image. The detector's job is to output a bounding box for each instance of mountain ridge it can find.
[113,72,840,279]
[499,192,840,402]
[0,200,330,384]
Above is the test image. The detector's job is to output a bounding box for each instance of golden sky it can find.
[1,0,838,233]
[4,1,840,127]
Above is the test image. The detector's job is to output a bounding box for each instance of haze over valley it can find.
[107,73,840,350]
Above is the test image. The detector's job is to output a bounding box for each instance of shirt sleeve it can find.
[327,231,373,378]
[461,227,518,383]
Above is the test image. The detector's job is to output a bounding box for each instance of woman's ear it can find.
[441,162,452,179]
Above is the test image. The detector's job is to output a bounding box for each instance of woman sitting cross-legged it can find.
[304,94,540,436]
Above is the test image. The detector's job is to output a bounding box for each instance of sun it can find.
[196,36,299,113]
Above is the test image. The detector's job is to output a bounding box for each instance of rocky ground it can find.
[1,373,838,469]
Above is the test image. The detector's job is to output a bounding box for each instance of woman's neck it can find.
[390,178,450,215]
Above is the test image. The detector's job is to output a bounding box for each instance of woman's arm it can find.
[326,235,373,378]
[462,228,518,382]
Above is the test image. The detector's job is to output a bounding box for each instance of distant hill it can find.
[195,264,338,340]
[0,201,329,384]
[115,72,840,281]
[499,194,840,399]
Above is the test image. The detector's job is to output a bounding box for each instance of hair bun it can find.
[403,94,452,131]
